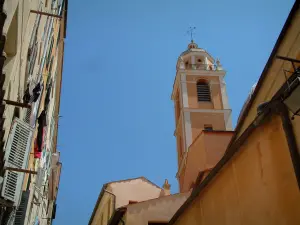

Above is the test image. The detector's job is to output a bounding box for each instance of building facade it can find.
[168,0,300,224]
[90,2,300,225]
[89,177,190,225]
[0,0,68,224]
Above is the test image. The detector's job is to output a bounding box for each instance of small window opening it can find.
[197,59,202,63]
[204,124,213,131]
[197,80,211,102]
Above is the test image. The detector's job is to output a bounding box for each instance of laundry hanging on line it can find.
[34,139,42,159]
[32,82,42,102]
[37,110,47,152]
[44,79,52,109]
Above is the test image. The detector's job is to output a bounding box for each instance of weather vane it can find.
[187,26,196,42]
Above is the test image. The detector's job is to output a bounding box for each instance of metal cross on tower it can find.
[187,26,196,42]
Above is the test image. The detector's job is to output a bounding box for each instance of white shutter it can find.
[1,119,34,205]
[14,190,30,225]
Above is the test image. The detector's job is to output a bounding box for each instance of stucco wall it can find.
[186,75,223,110]
[90,178,163,225]
[126,193,190,225]
[236,7,300,140]
[190,112,226,140]
[180,131,232,192]
[91,192,113,225]
[174,115,300,225]
[110,178,162,208]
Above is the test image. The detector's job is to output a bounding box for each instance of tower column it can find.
[184,112,192,149]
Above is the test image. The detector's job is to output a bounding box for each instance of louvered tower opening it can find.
[197,81,211,102]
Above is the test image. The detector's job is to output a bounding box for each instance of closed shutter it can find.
[14,190,30,225]
[197,83,211,102]
[1,119,34,205]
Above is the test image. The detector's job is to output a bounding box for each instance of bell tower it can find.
[171,40,233,191]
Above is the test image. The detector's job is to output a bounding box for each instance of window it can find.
[197,80,211,102]
[56,28,60,47]
[46,37,54,69]
[204,124,213,131]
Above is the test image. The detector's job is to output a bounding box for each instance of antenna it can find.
[187,26,196,42]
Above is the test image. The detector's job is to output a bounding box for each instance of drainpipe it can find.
[278,103,300,188]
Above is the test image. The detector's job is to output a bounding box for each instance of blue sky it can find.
[55,0,295,224]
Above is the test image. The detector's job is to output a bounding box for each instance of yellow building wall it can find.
[23,14,62,191]
[174,115,300,225]
[91,193,113,225]
[236,9,300,141]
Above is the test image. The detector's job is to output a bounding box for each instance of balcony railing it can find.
[185,64,217,71]
[177,63,223,71]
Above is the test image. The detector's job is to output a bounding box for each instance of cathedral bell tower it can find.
[171,40,233,192]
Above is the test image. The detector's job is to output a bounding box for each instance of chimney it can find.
[160,179,171,196]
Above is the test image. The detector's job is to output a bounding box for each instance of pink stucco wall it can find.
[126,192,190,225]
[110,178,162,208]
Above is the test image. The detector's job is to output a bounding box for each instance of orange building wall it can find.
[180,131,233,192]
[174,115,300,225]
[186,75,223,109]
[190,112,226,140]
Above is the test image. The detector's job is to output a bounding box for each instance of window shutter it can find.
[1,119,34,205]
[14,190,30,225]
[23,107,32,124]
[197,83,211,102]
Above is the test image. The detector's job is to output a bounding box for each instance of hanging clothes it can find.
[23,84,31,104]
[37,110,47,152]
[34,139,42,158]
[44,79,52,109]
[32,83,41,102]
